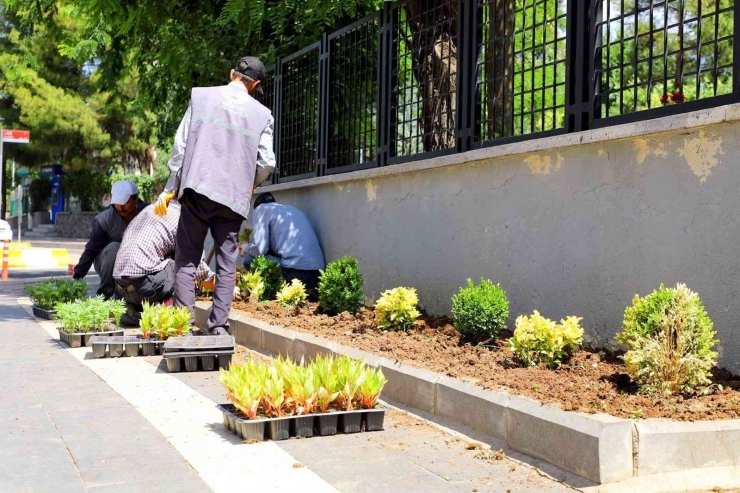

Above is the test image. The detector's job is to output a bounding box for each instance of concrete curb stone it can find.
[435,376,509,440]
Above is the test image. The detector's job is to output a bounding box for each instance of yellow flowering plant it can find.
[374,287,420,331]
[508,311,584,369]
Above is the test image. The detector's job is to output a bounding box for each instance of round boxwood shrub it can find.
[318,256,365,316]
[249,256,284,301]
[617,283,718,395]
[451,278,509,342]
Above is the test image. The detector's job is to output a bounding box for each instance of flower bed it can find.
[229,300,740,421]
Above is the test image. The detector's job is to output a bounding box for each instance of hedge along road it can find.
[5,282,579,492]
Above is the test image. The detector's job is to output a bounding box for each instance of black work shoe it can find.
[209,327,229,336]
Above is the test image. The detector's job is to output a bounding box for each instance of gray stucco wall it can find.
[265,111,740,371]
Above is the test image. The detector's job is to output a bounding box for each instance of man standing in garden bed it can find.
[155,56,275,335]
[73,180,146,299]
[113,199,215,325]
[242,193,325,300]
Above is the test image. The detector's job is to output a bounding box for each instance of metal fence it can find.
[258,0,737,183]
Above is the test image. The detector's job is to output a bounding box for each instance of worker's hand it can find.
[154,191,176,216]
[201,277,216,292]
[72,273,84,280]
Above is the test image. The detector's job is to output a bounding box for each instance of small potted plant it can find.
[276,279,307,316]
[55,296,124,348]
[25,278,87,319]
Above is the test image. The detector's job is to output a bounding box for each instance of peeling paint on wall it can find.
[524,153,564,175]
[677,130,724,183]
[366,180,377,201]
[633,138,668,165]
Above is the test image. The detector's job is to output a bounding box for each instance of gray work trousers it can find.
[115,259,175,306]
[93,242,120,299]
[174,189,243,331]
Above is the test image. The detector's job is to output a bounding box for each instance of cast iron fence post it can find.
[377,2,392,168]
[272,58,283,185]
[566,0,593,133]
[457,0,475,154]
[318,33,330,177]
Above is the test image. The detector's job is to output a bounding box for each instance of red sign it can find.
[1,130,30,144]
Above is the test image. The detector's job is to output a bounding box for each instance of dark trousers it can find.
[115,260,175,306]
[93,242,120,299]
[174,189,243,331]
[282,267,320,302]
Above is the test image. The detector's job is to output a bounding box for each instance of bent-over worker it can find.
[243,193,325,299]
[73,180,146,298]
[155,56,275,335]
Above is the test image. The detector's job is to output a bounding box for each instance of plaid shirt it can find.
[113,200,213,282]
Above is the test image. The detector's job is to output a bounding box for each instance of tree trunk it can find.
[403,0,458,152]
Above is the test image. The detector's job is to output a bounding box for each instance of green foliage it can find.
[318,256,365,316]
[240,270,265,302]
[616,283,718,395]
[29,178,51,212]
[25,278,87,310]
[508,311,584,369]
[248,256,284,301]
[276,279,308,309]
[374,287,420,331]
[55,295,122,333]
[138,302,191,340]
[451,278,509,342]
[61,170,110,211]
[220,354,386,419]
[108,298,126,328]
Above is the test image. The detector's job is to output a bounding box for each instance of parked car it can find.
[0,219,13,241]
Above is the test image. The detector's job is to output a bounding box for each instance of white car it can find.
[0,219,14,242]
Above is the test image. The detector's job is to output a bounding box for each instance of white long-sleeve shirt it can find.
[165,81,276,194]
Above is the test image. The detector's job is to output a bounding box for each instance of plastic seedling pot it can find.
[363,409,386,432]
[184,356,199,372]
[60,331,82,348]
[218,355,232,369]
[239,421,267,441]
[292,416,315,438]
[82,329,124,347]
[91,343,107,358]
[155,341,166,355]
[340,411,362,434]
[124,343,139,357]
[267,418,291,441]
[201,355,216,371]
[109,342,124,357]
[166,358,182,372]
[32,307,57,320]
[141,342,156,356]
[317,414,338,436]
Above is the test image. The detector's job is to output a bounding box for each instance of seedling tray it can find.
[58,326,124,348]
[32,306,57,320]
[90,336,166,358]
[218,404,386,442]
[163,336,235,373]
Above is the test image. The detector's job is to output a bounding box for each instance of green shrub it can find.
[374,287,420,331]
[508,311,584,369]
[277,279,308,308]
[318,256,365,315]
[248,256,283,301]
[451,278,509,342]
[616,283,718,395]
[110,173,156,203]
[25,278,88,310]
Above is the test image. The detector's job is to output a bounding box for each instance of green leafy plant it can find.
[108,299,126,328]
[242,270,265,302]
[276,279,307,309]
[357,367,387,409]
[25,278,88,310]
[335,357,366,411]
[374,287,420,331]
[171,307,192,335]
[616,283,718,395]
[248,256,283,301]
[139,301,155,339]
[451,278,509,342]
[313,354,340,413]
[318,257,365,316]
[238,228,252,243]
[55,296,113,333]
[508,311,584,369]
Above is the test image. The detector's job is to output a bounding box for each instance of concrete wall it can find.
[262,105,740,371]
[55,212,98,239]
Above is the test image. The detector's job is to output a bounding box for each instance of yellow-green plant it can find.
[263,368,287,417]
[276,279,308,308]
[285,364,318,415]
[219,364,262,420]
[508,311,584,369]
[358,367,387,409]
[374,287,420,331]
[313,354,340,413]
[139,302,155,339]
[171,307,191,336]
[244,270,265,302]
[153,306,175,340]
[335,356,366,410]
[616,283,718,395]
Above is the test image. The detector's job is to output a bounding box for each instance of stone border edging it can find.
[195,302,740,484]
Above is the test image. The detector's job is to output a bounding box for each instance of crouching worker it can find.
[113,199,215,326]
[73,181,146,298]
[243,193,325,300]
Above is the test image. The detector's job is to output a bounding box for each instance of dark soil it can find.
[228,300,740,421]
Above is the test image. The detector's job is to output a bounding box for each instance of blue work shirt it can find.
[246,203,325,271]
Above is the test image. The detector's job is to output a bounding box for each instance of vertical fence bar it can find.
[272,58,283,184]
[318,33,330,176]
[566,0,592,132]
[378,2,393,167]
[734,0,740,100]
[457,0,475,153]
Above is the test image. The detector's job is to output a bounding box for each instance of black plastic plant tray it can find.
[163,335,235,353]
[163,350,234,373]
[218,404,386,442]
[57,326,124,348]
[32,306,57,320]
[90,336,166,358]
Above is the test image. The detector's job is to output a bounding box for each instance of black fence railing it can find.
[259,0,737,183]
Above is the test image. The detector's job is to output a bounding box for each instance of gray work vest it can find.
[96,207,128,243]
[179,84,272,218]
